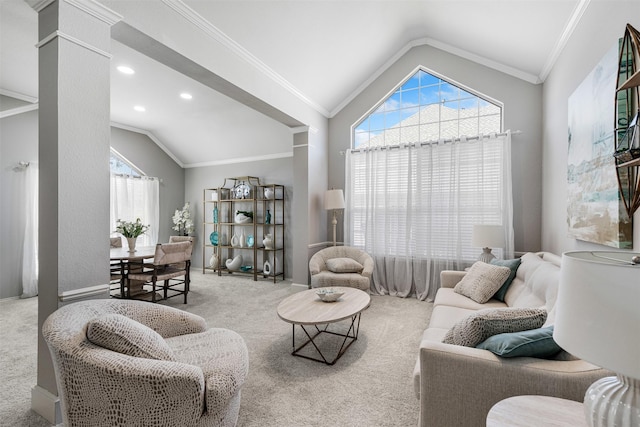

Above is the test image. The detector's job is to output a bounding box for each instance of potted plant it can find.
[115,218,150,252]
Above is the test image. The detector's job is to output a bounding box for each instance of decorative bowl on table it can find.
[315,288,344,302]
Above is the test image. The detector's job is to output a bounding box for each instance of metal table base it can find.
[290,313,362,365]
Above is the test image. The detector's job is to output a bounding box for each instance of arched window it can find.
[110,149,142,176]
[353,68,502,148]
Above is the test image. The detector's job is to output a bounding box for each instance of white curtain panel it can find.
[110,175,159,247]
[345,131,514,301]
[21,163,38,298]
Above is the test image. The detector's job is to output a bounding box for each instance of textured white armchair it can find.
[43,299,248,427]
[309,246,374,291]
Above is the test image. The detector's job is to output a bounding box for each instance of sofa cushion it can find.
[442,307,547,347]
[476,325,562,358]
[453,262,511,303]
[490,258,521,301]
[326,257,364,273]
[87,313,176,360]
[434,288,508,311]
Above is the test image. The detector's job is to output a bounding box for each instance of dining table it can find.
[109,245,157,300]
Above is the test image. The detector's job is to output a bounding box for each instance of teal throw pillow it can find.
[490,258,521,301]
[476,325,561,358]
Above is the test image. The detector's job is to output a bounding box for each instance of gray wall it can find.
[0,116,185,299]
[329,44,543,253]
[110,127,185,244]
[542,3,640,254]
[185,156,293,278]
[0,110,38,299]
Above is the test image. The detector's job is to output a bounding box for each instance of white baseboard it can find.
[31,385,61,425]
[291,282,309,290]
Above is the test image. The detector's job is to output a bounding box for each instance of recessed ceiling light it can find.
[134,105,146,112]
[117,65,135,75]
[180,93,193,100]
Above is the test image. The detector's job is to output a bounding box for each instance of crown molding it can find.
[538,0,590,82]
[184,151,293,169]
[0,88,38,103]
[31,0,122,25]
[110,122,184,168]
[161,0,330,118]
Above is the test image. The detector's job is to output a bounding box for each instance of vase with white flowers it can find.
[172,202,195,236]
[115,218,150,252]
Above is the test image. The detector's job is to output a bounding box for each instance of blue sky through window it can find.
[354,68,501,148]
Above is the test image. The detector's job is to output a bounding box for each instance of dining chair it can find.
[109,237,124,296]
[127,241,193,303]
[168,236,193,270]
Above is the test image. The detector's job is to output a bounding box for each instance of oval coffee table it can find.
[277,287,370,365]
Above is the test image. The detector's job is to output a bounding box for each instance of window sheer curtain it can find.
[21,163,38,298]
[345,131,514,301]
[110,174,159,247]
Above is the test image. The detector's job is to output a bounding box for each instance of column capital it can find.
[30,0,122,25]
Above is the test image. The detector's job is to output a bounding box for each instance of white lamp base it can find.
[584,374,639,427]
[477,247,495,263]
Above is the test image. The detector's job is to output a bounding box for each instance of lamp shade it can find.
[555,251,640,379]
[471,225,504,248]
[324,189,345,210]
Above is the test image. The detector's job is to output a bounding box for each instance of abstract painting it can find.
[567,42,633,248]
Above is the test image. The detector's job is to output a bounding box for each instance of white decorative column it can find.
[31,0,121,423]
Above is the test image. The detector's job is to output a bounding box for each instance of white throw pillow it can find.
[454,261,511,303]
[442,307,547,347]
[326,257,364,273]
[87,313,176,360]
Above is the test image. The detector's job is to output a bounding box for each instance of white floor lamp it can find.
[324,189,345,246]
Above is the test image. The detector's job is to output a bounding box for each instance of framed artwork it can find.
[567,41,633,248]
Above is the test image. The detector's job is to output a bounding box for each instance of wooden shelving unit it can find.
[202,176,285,282]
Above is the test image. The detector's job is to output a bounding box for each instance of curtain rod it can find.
[345,130,522,154]
[111,173,162,183]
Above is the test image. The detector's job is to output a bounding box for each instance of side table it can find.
[486,395,588,427]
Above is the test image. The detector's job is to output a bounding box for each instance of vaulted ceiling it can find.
[1,0,587,166]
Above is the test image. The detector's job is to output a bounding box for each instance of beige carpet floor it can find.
[0,271,433,427]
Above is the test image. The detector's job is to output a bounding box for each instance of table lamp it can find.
[554,251,640,427]
[471,225,505,262]
[324,189,345,246]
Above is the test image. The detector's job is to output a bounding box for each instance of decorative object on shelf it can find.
[115,218,150,252]
[234,210,253,224]
[219,233,228,246]
[225,255,243,271]
[246,235,254,247]
[211,189,218,201]
[172,202,194,236]
[324,189,345,246]
[209,254,218,269]
[315,288,345,303]
[265,210,271,224]
[240,265,252,272]
[209,231,219,246]
[264,187,274,199]
[213,207,218,224]
[263,234,274,249]
[230,233,240,247]
[239,229,246,248]
[233,181,251,199]
[555,251,640,427]
[471,225,505,262]
[263,259,271,276]
[613,110,640,163]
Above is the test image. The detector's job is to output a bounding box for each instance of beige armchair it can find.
[43,299,249,427]
[309,246,374,291]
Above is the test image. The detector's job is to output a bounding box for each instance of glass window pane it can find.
[439,82,459,101]
[385,90,401,111]
[355,118,369,133]
[400,125,420,144]
[384,128,400,146]
[400,107,420,124]
[385,110,401,128]
[420,86,439,105]
[370,112,385,131]
[479,100,501,116]
[403,74,420,90]
[421,104,440,124]
[401,88,420,107]
[420,123,439,141]
[440,120,458,139]
[459,118,479,137]
[354,130,370,148]
[419,70,439,86]
[441,100,459,121]
[479,115,501,133]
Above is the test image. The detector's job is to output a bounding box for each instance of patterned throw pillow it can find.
[442,307,547,347]
[326,257,364,273]
[454,261,511,303]
[87,313,176,360]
